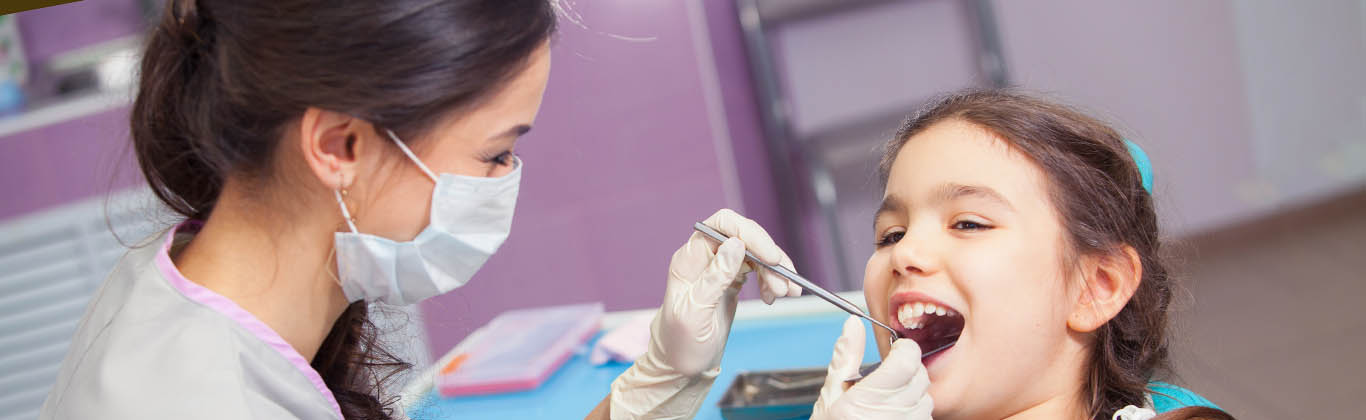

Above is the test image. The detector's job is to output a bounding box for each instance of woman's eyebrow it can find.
[933,182,1015,212]
[488,124,532,142]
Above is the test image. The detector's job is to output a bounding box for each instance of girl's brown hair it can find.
[134,0,556,418]
[1155,406,1236,420]
[881,89,1232,420]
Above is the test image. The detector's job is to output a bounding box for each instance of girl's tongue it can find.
[895,301,964,354]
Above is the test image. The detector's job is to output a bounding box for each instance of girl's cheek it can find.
[864,253,894,355]
[945,242,1029,348]
[943,243,1004,306]
[863,252,892,306]
[954,244,1065,362]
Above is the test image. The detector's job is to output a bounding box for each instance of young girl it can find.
[810,90,1233,420]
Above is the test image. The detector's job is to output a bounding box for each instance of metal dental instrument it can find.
[692,222,901,341]
[694,222,960,384]
[844,339,958,385]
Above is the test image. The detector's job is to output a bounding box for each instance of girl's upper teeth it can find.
[896,301,958,329]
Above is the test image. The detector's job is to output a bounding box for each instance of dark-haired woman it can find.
[39,1,801,419]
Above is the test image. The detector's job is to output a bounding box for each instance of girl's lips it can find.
[887,291,964,359]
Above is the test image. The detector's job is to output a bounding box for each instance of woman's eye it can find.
[951,220,992,231]
[876,231,904,247]
[485,151,514,165]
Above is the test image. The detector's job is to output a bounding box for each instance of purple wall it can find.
[1,1,146,220]
[16,0,144,65]
[0,107,140,220]
[700,0,784,249]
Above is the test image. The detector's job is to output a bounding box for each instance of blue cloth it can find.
[406,312,1220,419]
[1149,381,1221,413]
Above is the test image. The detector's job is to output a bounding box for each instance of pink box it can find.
[437,302,604,397]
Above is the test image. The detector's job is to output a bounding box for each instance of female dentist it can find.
[38,1,810,419]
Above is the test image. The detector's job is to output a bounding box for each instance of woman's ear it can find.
[1068,245,1143,333]
[298,107,372,190]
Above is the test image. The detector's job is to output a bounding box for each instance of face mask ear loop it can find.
[325,244,344,289]
[334,173,359,233]
[383,129,439,183]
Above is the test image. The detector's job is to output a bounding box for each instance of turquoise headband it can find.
[1123,139,1154,194]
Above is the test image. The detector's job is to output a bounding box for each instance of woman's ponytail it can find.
[130,0,223,220]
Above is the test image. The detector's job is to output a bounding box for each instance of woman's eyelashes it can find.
[483,150,514,165]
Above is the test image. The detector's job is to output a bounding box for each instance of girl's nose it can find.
[890,229,940,278]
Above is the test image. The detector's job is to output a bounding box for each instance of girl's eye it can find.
[951,220,992,231]
[876,230,905,247]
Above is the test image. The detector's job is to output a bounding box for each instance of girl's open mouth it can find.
[888,293,964,362]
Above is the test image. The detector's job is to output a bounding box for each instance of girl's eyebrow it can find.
[873,194,905,232]
[934,182,1016,212]
[874,183,1015,225]
[875,194,905,219]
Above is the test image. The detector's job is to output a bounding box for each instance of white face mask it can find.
[332,129,520,305]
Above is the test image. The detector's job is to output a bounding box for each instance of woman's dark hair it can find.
[881,89,1233,420]
[133,0,556,418]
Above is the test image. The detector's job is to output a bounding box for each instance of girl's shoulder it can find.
[1147,382,1221,413]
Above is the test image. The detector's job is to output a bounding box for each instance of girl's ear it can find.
[1068,245,1143,333]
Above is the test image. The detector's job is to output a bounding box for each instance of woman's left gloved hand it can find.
[811,316,934,420]
[608,209,800,419]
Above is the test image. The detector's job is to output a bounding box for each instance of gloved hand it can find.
[811,316,934,420]
[608,209,801,419]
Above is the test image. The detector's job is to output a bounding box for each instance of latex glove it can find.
[811,316,934,420]
[609,209,801,419]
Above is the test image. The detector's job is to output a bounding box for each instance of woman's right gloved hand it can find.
[607,209,801,419]
[811,316,935,420]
